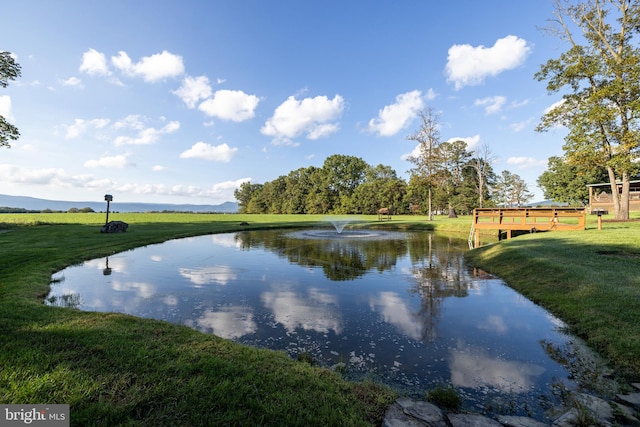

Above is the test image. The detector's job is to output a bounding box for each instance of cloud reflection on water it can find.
[369,291,422,340]
[188,306,257,339]
[477,315,508,335]
[111,280,156,298]
[179,265,237,286]
[449,341,545,393]
[261,288,342,334]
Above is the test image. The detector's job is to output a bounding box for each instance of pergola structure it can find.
[587,180,640,214]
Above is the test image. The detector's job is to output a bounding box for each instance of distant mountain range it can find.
[0,194,238,213]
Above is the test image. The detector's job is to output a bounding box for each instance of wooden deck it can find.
[471,207,587,248]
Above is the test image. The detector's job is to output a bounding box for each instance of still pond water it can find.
[47,229,601,417]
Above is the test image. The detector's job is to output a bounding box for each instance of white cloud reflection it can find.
[369,291,422,340]
[111,280,156,298]
[179,265,236,286]
[84,256,128,274]
[261,288,341,334]
[190,306,257,339]
[477,315,508,335]
[449,341,545,393]
[209,233,241,248]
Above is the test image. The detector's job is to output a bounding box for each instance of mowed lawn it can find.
[1,211,639,425]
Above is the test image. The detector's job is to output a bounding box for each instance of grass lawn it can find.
[2,211,638,425]
[0,212,471,426]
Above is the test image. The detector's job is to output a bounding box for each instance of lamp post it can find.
[104,194,113,225]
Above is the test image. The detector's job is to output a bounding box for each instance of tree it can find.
[1,51,21,148]
[234,182,263,213]
[494,170,533,207]
[456,162,487,213]
[468,143,496,208]
[537,155,608,205]
[365,164,398,182]
[322,154,369,203]
[407,108,441,220]
[435,139,471,217]
[346,165,407,214]
[535,0,640,220]
[511,173,534,207]
[493,171,514,207]
[283,167,318,214]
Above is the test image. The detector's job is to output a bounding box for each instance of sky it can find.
[1,0,571,206]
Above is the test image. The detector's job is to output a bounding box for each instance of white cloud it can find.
[210,178,251,193]
[84,154,129,168]
[544,99,565,115]
[79,48,110,76]
[424,88,437,100]
[261,94,344,144]
[307,123,339,140]
[64,118,110,139]
[507,156,546,168]
[0,95,15,122]
[0,164,242,203]
[510,118,534,132]
[0,164,98,188]
[179,142,238,162]
[113,120,180,146]
[162,120,180,133]
[112,114,145,131]
[198,89,260,122]
[173,75,212,109]
[152,165,165,172]
[510,99,530,109]
[61,76,83,88]
[446,35,531,90]
[111,50,185,82]
[115,179,246,201]
[367,90,424,136]
[474,96,507,115]
[446,134,481,151]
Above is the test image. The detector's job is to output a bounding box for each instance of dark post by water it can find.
[104,194,113,224]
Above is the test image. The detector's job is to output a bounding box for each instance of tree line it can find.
[234,149,533,216]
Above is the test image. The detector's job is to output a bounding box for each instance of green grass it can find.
[466,213,640,379]
[1,212,471,426]
[4,211,638,425]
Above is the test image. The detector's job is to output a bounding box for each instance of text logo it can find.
[1,405,69,426]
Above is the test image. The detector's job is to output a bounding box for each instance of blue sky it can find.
[1,1,569,205]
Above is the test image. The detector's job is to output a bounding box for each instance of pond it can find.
[46,228,606,419]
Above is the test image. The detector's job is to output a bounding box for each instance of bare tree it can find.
[407,108,441,220]
[469,142,495,208]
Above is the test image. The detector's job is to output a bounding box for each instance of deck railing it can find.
[471,207,586,248]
